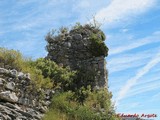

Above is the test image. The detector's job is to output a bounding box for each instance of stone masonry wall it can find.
[0,68,54,120]
[46,25,108,89]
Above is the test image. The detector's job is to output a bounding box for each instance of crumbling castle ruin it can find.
[0,24,109,120]
[46,24,109,89]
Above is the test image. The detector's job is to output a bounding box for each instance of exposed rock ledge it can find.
[0,68,54,120]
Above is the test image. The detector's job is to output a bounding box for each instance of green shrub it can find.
[43,108,68,120]
[43,90,120,120]
[0,47,25,70]
[0,47,53,90]
[45,23,108,58]
[45,92,97,120]
[32,58,76,90]
[89,33,108,57]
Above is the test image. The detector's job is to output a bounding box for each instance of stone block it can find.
[6,82,15,91]
[0,91,18,103]
[73,34,82,40]
[10,69,17,77]
[0,68,9,74]
[0,78,5,86]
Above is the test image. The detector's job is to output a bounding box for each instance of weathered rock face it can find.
[46,25,108,89]
[0,68,53,120]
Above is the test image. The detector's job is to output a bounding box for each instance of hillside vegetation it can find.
[0,23,120,120]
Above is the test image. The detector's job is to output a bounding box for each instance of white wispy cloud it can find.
[108,49,156,73]
[1,1,71,32]
[0,0,74,58]
[107,34,160,73]
[127,82,160,99]
[110,68,160,101]
[115,51,160,106]
[109,31,160,55]
[5,39,43,57]
[127,70,160,98]
[94,0,156,26]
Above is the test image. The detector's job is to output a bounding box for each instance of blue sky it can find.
[0,0,160,119]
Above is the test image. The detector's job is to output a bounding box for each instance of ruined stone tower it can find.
[46,24,108,89]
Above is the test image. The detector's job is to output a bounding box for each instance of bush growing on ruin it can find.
[32,58,76,90]
[45,23,108,57]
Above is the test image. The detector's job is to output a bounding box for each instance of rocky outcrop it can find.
[46,25,109,89]
[0,68,53,120]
